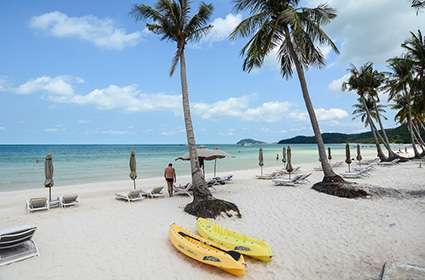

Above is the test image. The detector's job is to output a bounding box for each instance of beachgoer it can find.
[276,154,279,160]
[164,163,176,197]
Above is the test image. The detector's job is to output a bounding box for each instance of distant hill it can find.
[237,138,266,146]
[278,125,422,144]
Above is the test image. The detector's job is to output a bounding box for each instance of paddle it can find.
[178,231,242,261]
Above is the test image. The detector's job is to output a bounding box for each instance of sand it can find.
[0,158,424,280]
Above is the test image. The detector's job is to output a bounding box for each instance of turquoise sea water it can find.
[0,144,380,191]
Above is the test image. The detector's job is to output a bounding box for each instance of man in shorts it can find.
[164,163,176,197]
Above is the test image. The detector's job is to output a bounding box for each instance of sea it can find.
[0,143,386,191]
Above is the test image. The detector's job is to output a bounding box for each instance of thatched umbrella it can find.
[258,147,264,176]
[44,153,54,202]
[286,146,294,179]
[328,147,332,161]
[345,144,352,172]
[176,146,229,177]
[129,151,137,190]
[356,144,362,165]
[282,146,287,164]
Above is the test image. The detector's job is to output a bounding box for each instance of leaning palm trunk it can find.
[413,121,425,147]
[179,51,209,198]
[407,94,421,157]
[373,101,398,159]
[179,51,241,218]
[361,97,387,161]
[284,30,342,185]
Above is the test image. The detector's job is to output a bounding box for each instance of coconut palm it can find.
[361,65,400,159]
[352,97,387,127]
[411,0,425,10]
[230,0,349,192]
[132,0,240,218]
[343,64,388,161]
[386,56,422,157]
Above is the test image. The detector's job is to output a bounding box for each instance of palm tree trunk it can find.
[412,121,425,154]
[284,31,337,179]
[179,50,212,200]
[372,101,398,159]
[180,49,241,218]
[361,97,387,161]
[407,93,420,157]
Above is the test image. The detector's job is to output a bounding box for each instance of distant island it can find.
[236,138,266,146]
[278,125,420,144]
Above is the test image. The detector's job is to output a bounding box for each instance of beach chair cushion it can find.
[151,187,163,194]
[0,225,37,249]
[128,191,142,199]
[29,198,47,209]
[62,194,78,204]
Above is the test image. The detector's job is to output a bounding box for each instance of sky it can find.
[0,0,424,144]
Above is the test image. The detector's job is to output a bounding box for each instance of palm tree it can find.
[132,0,240,217]
[411,0,425,11]
[386,56,422,157]
[230,0,354,195]
[343,64,388,161]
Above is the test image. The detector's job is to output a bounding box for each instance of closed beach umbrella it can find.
[44,153,54,202]
[345,144,352,172]
[282,146,287,164]
[328,147,332,161]
[286,146,294,179]
[356,144,362,165]
[129,151,137,190]
[258,147,264,176]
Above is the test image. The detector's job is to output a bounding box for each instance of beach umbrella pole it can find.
[49,187,51,202]
[214,159,217,177]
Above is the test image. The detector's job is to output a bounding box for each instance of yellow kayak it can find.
[169,224,246,276]
[196,218,272,262]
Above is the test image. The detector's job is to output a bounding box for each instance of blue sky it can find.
[0,0,424,144]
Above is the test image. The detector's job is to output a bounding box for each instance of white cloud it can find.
[192,95,347,123]
[309,0,425,64]
[328,73,350,93]
[3,75,348,123]
[30,11,142,50]
[69,85,181,112]
[315,108,348,121]
[15,76,82,96]
[201,14,242,44]
[1,76,181,112]
[0,126,5,131]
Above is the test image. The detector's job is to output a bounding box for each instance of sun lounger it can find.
[314,161,343,171]
[60,194,79,207]
[257,167,301,179]
[26,197,49,213]
[0,225,39,266]
[342,168,370,179]
[378,158,401,166]
[272,173,311,186]
[144,186,165,198]
[115,190,145,202]
[174,183,193,198]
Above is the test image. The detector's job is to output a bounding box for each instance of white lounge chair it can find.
[115,190,145,202]
[0,225,39,266]
[342,168,370,179]
[26,197,49,213]
[257,167,301,179]
[60,194,79,207]
[174,183,192,198]
[272,173,311,186]
[144,186,165,198]
[378,158,400,166]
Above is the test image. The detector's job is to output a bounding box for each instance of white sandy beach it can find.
[1,157,425,280]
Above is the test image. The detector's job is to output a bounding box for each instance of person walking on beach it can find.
[164,163,176,197]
